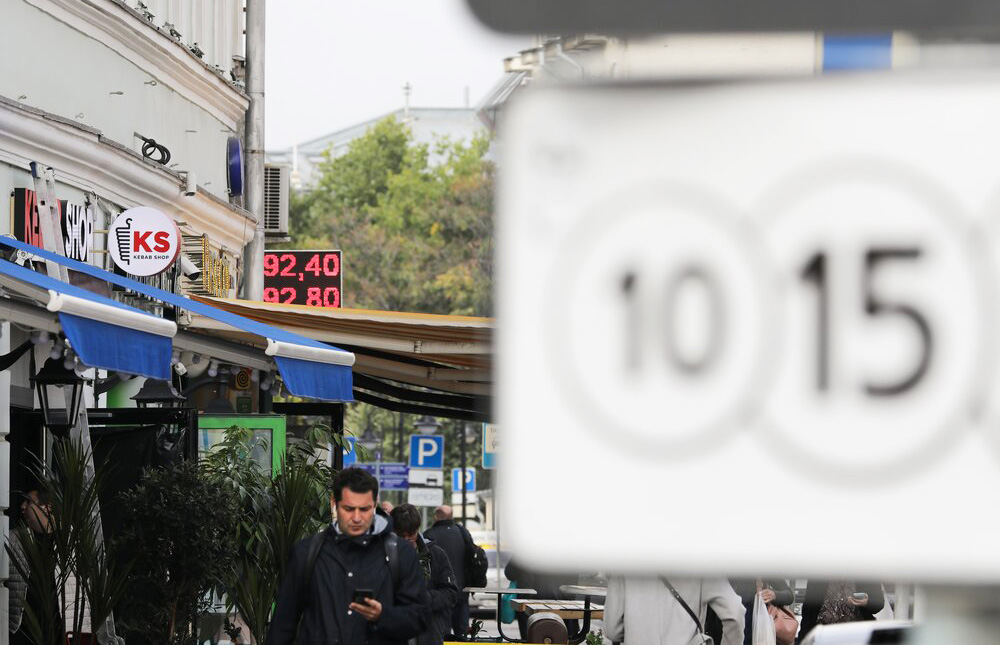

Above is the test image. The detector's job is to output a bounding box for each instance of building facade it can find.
[0,0,253,637]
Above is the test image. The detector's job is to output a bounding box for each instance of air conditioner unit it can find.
[263,164,289,237]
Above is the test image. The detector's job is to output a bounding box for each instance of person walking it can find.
[267,468,429,644]
[390,504,458,645]
[7,490,53,645]
[423,505,474,639]
[604,576,745,645]
[729,578,795,645]
[796,580,884,644]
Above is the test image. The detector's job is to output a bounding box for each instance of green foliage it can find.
[9,438,132,645]
[585,629,606,645]
[201,424,335,643]
[115,460,240,644]
[285,116,494,316]
[468,618,485,640]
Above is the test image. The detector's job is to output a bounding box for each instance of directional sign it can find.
[355,463,409,491]
[341,437,357,468]
[482,424,497,470]
[500,72,1000,581]
[452,467,476,493]
[409,435,445,469]
[408,487,444,507]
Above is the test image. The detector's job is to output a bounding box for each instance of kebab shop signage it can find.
[108,207,181,276]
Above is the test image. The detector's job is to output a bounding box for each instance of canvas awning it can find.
[0,238,355,401]
[186,297,493,421]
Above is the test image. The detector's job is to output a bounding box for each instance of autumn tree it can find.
[286,117,494,317]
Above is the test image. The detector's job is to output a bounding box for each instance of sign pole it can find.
[460,424,468,526]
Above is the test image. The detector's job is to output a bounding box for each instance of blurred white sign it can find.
[408,487,444,507]
[499,70,1000,582]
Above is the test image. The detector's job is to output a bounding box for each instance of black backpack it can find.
[461,527,489,588]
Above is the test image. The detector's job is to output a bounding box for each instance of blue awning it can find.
[0,257,174,379]
[0,237,354,401]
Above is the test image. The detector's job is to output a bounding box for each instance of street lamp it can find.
[131,378,187,408]
[414,415,441,435]
[32,356,86,437]
[357,422,383,494]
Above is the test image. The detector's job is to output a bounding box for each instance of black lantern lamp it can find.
[131,378,187,408]
[414,415,441,435]
[31,356,86,436]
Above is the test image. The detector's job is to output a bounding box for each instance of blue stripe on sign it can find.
[59,313,172,379]
[823,34,893,72]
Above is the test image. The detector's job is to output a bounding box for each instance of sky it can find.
[264,0,531,150]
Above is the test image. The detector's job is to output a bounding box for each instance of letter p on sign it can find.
[409,435,445,469]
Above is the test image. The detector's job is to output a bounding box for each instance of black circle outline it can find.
[753,155,993,485]
[543,181,776,461]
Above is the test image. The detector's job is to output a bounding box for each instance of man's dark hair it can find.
[331,467,379,503]
[19,489,52,506]
[390,503,422,536]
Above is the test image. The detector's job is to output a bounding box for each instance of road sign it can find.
[409,435,445,469]
[341,437,357,467]
[408,487,444,507]
[482,424,497,469]
[409,469,444,486]
[355,463,409,491]
[452,467,476,492]
[499,72,1000,581]
[465,0,998,34]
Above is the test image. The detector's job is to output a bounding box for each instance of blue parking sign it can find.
[452,467,475,492]
[342,437,357,467]
[409,435,445,469]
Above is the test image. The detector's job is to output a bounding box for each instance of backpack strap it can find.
[294,530,327,636]
[661,578,705,636]
[384,532,401,590]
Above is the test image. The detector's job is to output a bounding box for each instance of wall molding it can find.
[0,97,255,254]
[19,0,249,127]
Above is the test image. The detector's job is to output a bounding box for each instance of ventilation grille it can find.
[263,164,289,236]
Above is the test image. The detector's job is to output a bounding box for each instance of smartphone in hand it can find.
[352,588,375,604]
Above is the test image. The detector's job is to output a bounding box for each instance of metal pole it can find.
[242,0,265,301]
[460,423,467,526]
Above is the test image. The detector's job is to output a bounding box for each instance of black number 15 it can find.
[801,247,932,396]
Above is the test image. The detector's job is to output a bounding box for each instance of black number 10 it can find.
[621,267,724,375]
[800,247,932,396]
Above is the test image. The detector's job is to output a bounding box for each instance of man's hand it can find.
[350,598,383,622]
[759,589,777,603]
[847,593,869,607]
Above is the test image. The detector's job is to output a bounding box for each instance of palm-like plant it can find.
[203,424,337,643]
[7,437,132,645]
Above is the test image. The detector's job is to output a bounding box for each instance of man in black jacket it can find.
[390,504,458,645]
[268,468,429,644]
[423,506,473,640]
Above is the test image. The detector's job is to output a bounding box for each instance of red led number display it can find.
[262,250,342,308]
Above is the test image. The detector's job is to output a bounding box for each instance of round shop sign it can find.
[108,207,181,276]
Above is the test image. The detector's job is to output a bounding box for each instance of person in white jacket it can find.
[603,576,745,645]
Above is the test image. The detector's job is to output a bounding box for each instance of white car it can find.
[800,621,912,644]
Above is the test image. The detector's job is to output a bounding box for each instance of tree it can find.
[115,461,239,644]
[285,117,494,317]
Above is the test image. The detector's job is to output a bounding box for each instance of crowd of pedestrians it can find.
[603,575,888,645]
[268,468,481,644]
[7,467,891,645]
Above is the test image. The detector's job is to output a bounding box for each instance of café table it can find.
[463,586,537,642]
[557,584,609,644]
